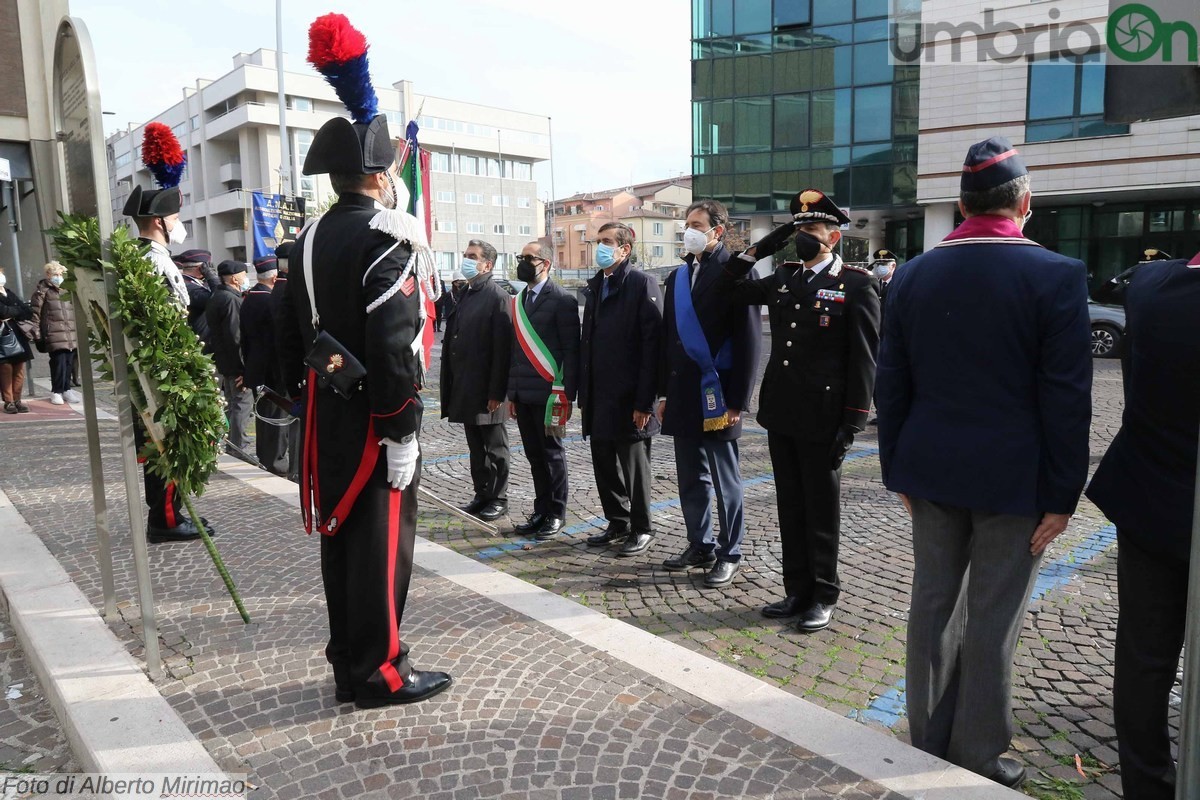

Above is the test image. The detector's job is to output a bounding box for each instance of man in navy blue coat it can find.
[1087,252,1200,800]
[875,137,1092,789]
[657,199,762,588]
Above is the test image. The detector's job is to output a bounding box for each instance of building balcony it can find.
[223,228,246,250]
[219,160,242,185]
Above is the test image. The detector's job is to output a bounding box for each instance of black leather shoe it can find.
[147,519,206,543]
[533,517,565,540]
[662,545,716,572]
[985,758,1026,789]
[477,501,509,522]
[795,602,835,633]
[586,525,630,546]
[335,686,355,703]
[513,513,546,533]
[616,531,654,557]
[703,560,740,587]
[460,498,486,515]
[354,670,453,709]
[761,596,805,619]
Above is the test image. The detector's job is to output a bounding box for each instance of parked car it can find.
[494,279,527,296]
[1089,300,1125,358]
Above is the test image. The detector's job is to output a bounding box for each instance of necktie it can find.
[802,268,815,283]
[524,289,535,308]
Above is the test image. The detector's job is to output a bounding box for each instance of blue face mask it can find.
[596,243,619,269]
[460,258,478,278]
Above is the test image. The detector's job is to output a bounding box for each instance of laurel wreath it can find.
[48,212,248,623]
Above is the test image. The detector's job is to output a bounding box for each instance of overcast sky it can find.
[69,0,693,201]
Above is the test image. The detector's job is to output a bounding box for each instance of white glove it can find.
[381,435,419,491]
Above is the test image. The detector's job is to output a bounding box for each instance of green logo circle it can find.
[1108,3,1162,62]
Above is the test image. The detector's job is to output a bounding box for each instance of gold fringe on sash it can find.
[703,412,731,432]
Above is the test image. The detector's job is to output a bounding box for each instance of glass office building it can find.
[691,0,918,217]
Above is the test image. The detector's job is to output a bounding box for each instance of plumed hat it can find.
[302,14,394,175]
[123,122,187,217]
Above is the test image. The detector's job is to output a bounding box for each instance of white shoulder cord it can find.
[302,217,323,328]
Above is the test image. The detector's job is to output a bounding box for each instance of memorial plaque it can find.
[53,18,110,221]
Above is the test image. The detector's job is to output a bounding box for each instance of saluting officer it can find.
[715,189,880,632]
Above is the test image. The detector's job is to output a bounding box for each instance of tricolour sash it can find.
[513,289,569,437]
[671,264,732,432]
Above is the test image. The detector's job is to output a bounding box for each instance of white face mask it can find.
[0,274,6,288]
[239,275,250,292]
[50,275,64,287]
[872,264,891,279]
[682,227,712,256]
[167,219,188,245]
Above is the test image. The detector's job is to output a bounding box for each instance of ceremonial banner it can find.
[250,192,306,261]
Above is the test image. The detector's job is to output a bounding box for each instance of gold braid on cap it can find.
[798,190,823,213]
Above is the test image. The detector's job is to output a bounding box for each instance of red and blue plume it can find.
[141,122,186,188]
[307,13,378,125]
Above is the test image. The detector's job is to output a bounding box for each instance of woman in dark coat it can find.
[29,261,79,405]
[0,266,33,413]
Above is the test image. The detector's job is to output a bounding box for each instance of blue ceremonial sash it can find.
[672,264,732,432]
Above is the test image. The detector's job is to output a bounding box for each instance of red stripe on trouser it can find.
[164,483,177,528]
[377,487,405,692]
[317,419,381,535]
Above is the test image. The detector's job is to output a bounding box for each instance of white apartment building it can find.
[105,49,550,277]
[913,0,1200,282]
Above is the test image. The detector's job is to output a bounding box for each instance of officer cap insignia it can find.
[790,189,852,226]
[1141,248,1172,261]
[871,249,895,263]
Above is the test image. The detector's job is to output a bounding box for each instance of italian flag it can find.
[399,120,437,366]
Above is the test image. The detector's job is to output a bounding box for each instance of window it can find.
[518,225,533,236]
[114,152,132,168]
[459,155,479,175]
[493,224,507,234]
[512,162,532,180]
[492,195,510,207]
[436,190,455,203]
[1027,54,1129,143]
[579,249,587,263]
[652,245,665,257]
[487,158,503,177]
[465,193,484,205]
[294,130,316,203]
[190,115,200,131]
[437,252,456,272]
[774,93,810,149]
[517,197,531,209]
[653,222,664,235]
[595,205,605,212]
[288,96,313,112]
[467,222,485,233]
[436,219,456,232]
[431,152,452,172]
[578,230,587,242]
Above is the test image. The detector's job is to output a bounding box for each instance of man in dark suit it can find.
[870,249,897,318]
[658,199,761,588]
[507,241,580,539]
[206,259,251,453]
[440,239,514,522]
[277,78,450,707]
[714,189,879,630]
[268,242,300,481]
[173,248,219,347]
[1087,251,1200,800]
[241,255,289,475]
[875,138,1092,789]
[579,222,663,556]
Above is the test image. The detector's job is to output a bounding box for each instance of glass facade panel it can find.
[854,41,892,84]
[774,50,812,93]
[774,0,810,27]
[1079,60,1106,115]
[734,55,772,92]
[712,99,735,153]
[693,60,712,99]
[854,85,892,142]
[1028,62,1075,120]
[812,25,853,46]
[712,0,733,35]
[734,97,772,151]
[735,0,771,34]
[813,0,853,25]
[856,0,889,19]
[713,58,735,96]
[774,94,810,149]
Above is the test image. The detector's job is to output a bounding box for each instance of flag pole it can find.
[275,0,292,197]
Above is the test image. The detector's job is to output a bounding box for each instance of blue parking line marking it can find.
[848,522,1118,728]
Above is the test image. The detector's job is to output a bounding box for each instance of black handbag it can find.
[0,322,25,361]
[301,218,366,400]
[304,329,366,399]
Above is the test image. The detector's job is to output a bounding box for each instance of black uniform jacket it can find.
[183,273,217,346]
[240,283,278,390]
[440,271,513,425]
[1087,258,1200,561]
[660,243,762,441]
[277,192,423,534]
[205,284,244,378]
[716,254,880,442]
[508,279,580,406]
[578,259,663,441]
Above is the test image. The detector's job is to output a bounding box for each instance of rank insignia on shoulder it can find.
[399,276,416,296]
[841,263,870,274]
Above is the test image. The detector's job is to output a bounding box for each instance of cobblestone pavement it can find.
[0,610,76,774]
[0,335,1156,799]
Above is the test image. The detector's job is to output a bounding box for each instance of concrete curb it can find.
[0,487,223,776]
[218,455,1023,799]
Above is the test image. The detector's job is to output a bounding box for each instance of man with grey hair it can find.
[441,239,514,522]
[875,137,1092,789]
